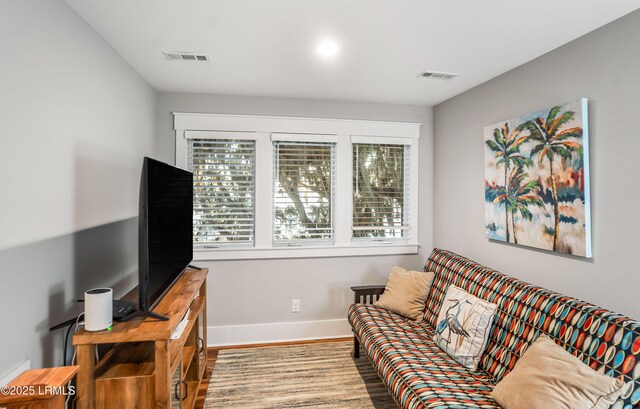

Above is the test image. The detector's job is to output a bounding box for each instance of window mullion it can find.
[335,135,352,246]
[254,132,273,248]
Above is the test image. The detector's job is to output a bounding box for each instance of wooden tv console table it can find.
[72,268,208,409]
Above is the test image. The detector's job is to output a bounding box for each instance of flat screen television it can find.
[127,157,193,321]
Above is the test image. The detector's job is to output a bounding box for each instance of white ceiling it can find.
[65,0,639,106]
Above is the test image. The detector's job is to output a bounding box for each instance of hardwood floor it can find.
[194,350,216,409]
[194,337,352,409]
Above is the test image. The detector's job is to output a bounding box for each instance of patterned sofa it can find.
[348,248,640,409]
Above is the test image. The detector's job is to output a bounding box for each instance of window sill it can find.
[192,242,420,261]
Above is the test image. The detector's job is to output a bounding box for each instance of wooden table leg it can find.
[201,278,208,371]
[155,340,170,409]
[75,345,95,409]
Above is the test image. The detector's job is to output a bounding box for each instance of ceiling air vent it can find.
[163,51,210,62]
[418,70,459,80]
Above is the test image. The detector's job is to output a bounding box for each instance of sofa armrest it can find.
[351,285,386,304]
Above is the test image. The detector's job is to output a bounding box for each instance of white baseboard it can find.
[207,318,352,347]
[0,360,31,386]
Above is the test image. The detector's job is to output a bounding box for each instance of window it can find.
[188,138,256,247]
[175,114,419,260]
[273,141,335,244]
[353,143,409,240]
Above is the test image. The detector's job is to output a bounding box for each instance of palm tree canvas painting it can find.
[484,98,592,258]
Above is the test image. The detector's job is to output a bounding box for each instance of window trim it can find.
[175,113,421,260]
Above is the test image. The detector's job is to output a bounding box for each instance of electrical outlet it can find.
[291,299,301,313]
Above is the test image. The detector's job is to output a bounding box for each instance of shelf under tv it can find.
[73,268,208,409]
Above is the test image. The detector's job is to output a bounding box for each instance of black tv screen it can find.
[139,157,193,315]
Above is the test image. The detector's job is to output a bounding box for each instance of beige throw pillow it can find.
[491,335,625,409]
[433,285,497,370]
[373,266,434,321]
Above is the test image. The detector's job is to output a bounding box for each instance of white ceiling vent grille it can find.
[163,51,210,62]
[418,70,459,80]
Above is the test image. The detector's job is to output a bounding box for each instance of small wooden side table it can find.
[0,366,78,409]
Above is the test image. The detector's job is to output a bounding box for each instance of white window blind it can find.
[188,139,256,247]
[352,143,409,240]
[273,141,335,244]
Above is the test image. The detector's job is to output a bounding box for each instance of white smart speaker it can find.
[84,288,113,331]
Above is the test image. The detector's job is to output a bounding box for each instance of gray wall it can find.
[157,93,433,340]
[9,0,637,375]
[0,0,157,375]
[433,10,640,319]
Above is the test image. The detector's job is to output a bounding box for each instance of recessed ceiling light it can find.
[315,38,340,61]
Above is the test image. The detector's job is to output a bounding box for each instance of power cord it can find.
[66,312,85,409]
[70,313,85,366]
[62,323,74,366]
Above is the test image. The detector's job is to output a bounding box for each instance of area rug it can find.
[204,341,398,408]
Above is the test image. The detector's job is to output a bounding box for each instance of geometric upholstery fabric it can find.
[349,248,640,408]
[348,303,499,409]
[423,248,640,409]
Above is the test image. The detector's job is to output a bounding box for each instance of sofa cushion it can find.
[491,335,625,409]
[434,285,497,370]
[348,303,499,409]
[374,266,435,321]
[422,248,640,409]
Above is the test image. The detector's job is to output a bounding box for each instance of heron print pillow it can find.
[434,285,497,370]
